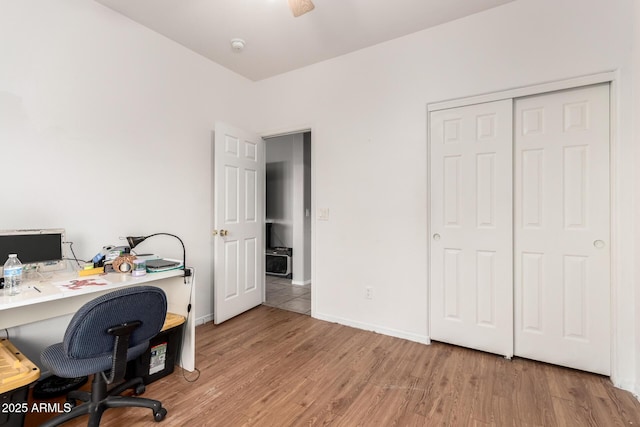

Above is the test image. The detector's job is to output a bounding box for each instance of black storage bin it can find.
[126,313,185,385]
[0,385,29,427]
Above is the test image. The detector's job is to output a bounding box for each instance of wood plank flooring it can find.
[31,305,640,426]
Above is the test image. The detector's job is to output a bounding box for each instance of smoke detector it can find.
[230,38,246,53]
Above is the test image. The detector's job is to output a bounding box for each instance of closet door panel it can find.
[429,100,513,357]
[514,84,610,375]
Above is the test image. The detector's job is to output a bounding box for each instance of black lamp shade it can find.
[126,236,147,250]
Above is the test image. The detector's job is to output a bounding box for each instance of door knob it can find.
[594,240,605,249]
[212,230,218,236]
[220,230,229,237]
[433,233,441,241]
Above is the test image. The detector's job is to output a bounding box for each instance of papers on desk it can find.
[52,278,111,292]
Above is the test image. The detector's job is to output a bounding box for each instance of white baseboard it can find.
[195,314,213,326]
[292,279,311,286]
[615,379,640,401]
[635,384,640,402]
[193,312,429,345]
[312,312,430,345]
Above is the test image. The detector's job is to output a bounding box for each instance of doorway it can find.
[263,131,312,315]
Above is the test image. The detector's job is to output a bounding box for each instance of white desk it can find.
[0,269,195,371]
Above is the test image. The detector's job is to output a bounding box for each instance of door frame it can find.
[261,126,315,316]
[427,71,622,383]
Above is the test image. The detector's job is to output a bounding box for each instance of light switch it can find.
[318,208,330,221]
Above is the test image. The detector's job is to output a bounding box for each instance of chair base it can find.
[39,373,166,427]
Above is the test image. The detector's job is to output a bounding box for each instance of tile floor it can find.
[263,275,311,315]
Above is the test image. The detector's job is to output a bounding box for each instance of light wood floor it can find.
[32,305,640,426]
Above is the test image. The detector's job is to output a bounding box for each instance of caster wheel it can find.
[134,384,146,395]
[154,407,167,422]
[65,398,76,409]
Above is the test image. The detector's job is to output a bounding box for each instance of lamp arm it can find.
[136,233,189,283]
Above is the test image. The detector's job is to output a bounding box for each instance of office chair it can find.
[40,286,168,427]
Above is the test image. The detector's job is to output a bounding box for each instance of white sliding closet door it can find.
[429,100,513,357]
[514,84,610,375]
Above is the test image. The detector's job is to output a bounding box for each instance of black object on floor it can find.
[33,375,88,399]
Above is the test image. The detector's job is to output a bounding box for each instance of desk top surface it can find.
[0,269,184,311]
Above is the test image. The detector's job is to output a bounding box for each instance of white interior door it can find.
[514,84,610,375]
[429,99,514,357]
[214,122,264,324]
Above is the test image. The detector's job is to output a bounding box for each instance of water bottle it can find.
[3,254,23,295]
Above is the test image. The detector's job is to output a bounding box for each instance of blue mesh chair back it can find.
[63,286,167,360]
[39,286,169,426]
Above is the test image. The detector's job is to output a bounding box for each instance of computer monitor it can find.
[0,229,66,273]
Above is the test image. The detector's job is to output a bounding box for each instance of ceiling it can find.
[95,0,515,81]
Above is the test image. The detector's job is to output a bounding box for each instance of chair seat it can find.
[41,341,149,379]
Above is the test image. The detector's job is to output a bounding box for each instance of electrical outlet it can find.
[365,287,373,300]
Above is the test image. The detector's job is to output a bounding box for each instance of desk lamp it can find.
[126,233,190,283]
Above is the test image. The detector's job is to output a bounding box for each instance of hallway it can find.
[263,275,310,315]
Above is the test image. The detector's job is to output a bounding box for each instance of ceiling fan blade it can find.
[288,0,315,17]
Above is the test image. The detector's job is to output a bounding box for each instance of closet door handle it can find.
[594,240,605,249]
[433,234,441,241]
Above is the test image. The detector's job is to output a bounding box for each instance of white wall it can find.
[291,136,305,284]
[266,136,294,246]
[251,0,638,390]
[0,0,253,331]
